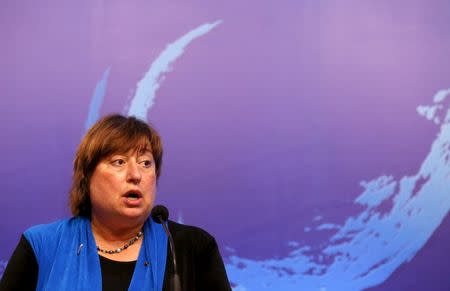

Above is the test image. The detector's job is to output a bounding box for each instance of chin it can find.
[126,205,152,216]
[120,209,149,221]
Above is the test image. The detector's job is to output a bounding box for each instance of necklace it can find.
[97,230,143,254]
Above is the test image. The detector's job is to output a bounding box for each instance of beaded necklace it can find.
[97,230,143,254]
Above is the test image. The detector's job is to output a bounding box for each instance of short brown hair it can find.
[69,114,163,217]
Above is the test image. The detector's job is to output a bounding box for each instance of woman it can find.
[0,114,231,291]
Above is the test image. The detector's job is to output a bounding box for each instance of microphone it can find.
[151,205,169,222]
[151,205,181,291]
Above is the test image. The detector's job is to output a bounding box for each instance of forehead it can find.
[135,147,153,156]
[102,136,152,156]
[112,145,153,156]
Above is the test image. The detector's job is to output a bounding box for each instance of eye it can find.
[112,159,125,166]
[141,160,153,168]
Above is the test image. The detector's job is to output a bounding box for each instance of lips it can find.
[122,190,143,203]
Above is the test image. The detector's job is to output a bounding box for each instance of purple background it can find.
[1,1,450,290]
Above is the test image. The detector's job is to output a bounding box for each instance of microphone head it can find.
[151,205,169,223]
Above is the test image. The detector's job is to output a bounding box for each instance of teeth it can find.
[125,192,140,200]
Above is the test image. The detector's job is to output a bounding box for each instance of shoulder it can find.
[167,220,217,251]
[24,219,68,236]
[23,219,66,246]
[23,217,87,255]
[165,221,232,290]
[168,220,215,240]
[24,217,84,239]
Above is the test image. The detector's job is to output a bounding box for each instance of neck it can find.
[91,216,145,262]
[91,215,145,242]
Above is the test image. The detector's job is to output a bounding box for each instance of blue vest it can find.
[24,217,168,291]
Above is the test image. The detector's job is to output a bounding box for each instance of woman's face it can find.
[89,147,156,225]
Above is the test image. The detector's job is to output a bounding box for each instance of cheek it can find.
[144,174,157,192]
[147,177,157,189]
[145,169,157,182]
[90,171,121,197]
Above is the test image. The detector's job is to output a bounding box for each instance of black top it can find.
[0,220,232,291]
[100,256,136,291]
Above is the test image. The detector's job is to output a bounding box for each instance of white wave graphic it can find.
[127,20,223,120]
[85,67,111,130]
[83,20,449,291]
[226,89,450,290]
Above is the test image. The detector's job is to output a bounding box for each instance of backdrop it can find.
[1,1,450,290]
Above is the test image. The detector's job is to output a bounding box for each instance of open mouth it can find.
[123,191,142,201]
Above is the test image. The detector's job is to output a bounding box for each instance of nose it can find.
[126,160,142,184]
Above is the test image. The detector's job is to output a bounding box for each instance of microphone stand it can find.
[157,215,181,291]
